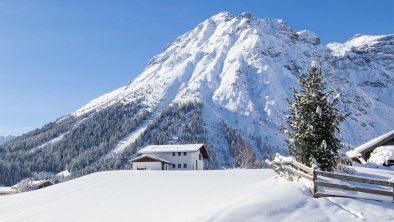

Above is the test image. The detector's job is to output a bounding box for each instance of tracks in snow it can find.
[110,110,161,154]
[326,197,365,220]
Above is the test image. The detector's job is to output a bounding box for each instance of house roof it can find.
[347,130,394,158]
[130,155,172,164]
[137,144,210,159]
[0,187,17,194]
[31,180,54,186]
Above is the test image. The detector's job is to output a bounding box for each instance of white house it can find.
[130,144,210,170]
[346,130,394,166]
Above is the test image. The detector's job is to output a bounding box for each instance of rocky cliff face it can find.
[1,12,393,185]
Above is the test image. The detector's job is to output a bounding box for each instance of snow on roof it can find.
[57,170,71,177]
[137,144,209,159]
[0,187,17,194]
[10,180,54,190]
[29,180,54,189]
[130,155,172,164]
[347,130,394,158]
[31,180,48,186]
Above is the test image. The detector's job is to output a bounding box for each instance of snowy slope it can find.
[0,169,392,222]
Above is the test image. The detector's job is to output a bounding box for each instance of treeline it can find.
[221,121,256,168]
[135,101,207,145]
[4,115,85,152]
[0,99,280,186]
[221,121,281,168]
[0,101,149,185]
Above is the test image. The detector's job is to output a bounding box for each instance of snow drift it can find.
[0,170,393,222]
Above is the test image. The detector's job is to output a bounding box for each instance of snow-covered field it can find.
[0,169,392,222]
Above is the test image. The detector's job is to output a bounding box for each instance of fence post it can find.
[312,168,317,197]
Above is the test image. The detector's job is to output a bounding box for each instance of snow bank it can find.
[0,170,392,222]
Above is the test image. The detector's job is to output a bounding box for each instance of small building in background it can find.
[130,144,209,170]
[0,187,17,196]
[12,179,54,193]
[0,180,54,196]
[29,180,54,190]
[347,130,394,166]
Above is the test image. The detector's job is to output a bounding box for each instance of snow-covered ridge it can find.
[72,86,127,117]
[327,34,394,56]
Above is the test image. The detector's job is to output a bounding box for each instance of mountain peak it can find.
[296,30,320,45]
[210,11,234,22]
[240,12,254,20]
[327,33,394,56]
[209,11,287,27]
[347,33,392,45]
[210,11,255,21]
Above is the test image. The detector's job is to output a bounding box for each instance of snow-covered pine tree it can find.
[284,65,344,171]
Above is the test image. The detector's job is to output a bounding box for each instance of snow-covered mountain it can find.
[0,135,15,145]
[1,12,393,185]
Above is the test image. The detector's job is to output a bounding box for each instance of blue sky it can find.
[1,0,393,136]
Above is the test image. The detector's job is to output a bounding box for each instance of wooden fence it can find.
[313,170,394,201]
[268,157,394,202]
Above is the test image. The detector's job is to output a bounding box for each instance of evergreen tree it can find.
[284,65,344,171]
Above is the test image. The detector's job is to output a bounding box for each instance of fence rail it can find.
[268,157,314,183]
[268,156,394,202]
[313,169,394,201]
[316,170,394,186]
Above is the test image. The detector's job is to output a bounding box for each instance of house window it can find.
[178,152,181,156]
[178,164,181,168]
[199,154,202,160]
[172,152,175,156]
[172,164,176,168]
[184,163,187,168]
[183,152,187,156]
